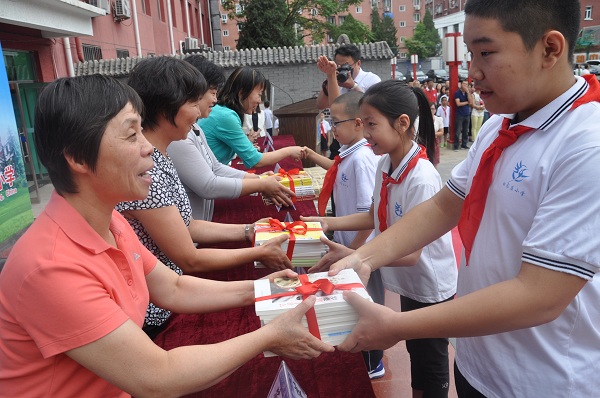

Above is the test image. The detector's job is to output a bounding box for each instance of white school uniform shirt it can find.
[436,105,450,128]
[333,139,378,247]
[446,76,600,398]
[375,142,457,303]
[340,68,381,94]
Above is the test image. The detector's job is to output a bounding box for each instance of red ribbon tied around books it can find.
[277,168,301,202]
[255,274,364,340]
[259,218,308,260]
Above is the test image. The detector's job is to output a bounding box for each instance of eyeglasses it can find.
[337,61,357,69]
[328,118,355,129]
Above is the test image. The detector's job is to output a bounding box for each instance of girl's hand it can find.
[299,215,329,232]
[308,236,354,273]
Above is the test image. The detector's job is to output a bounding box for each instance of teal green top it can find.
[200,104,263,168]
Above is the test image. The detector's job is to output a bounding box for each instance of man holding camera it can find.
[316,44,381,110]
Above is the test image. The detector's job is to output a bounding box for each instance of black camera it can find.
[336,64,353,83]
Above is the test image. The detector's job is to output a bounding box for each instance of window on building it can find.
[383,0,391,8]
[400,52,408,59]
[2,50,36,81]
[192,7,202,36]
[585,6,593,20]
[400,36,406,42]
[339,15,346,24]
[141,0,151,15]
[170,0,177,27]
[223,30,229,36]
[181,0,187,32]
[400,21,406,27]
[328,16,336,24]
[82,44,103,61]
[371,0,378,8]
[311,8,318,16]
[237,23,241,31]
[328,34,335,43]
[221,14,227,23]
[399,5,405,11]
[414,13,420,22]
[157,0,165,22]
[224,45,231,51]
[235,4,243,14]
[356,6,362,13]
[116,49,130,58]
[413,0,420,6]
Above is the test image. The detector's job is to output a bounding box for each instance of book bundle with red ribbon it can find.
[261,168,316,205]
[254,269,372,356]
[253,218,329,268]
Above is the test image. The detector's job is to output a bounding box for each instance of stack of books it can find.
[253,221,329,268]
[254,269,372,355]
[261,170,316,205]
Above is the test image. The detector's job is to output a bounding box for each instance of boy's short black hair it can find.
[335,44,361,63]
[34,75,143,195]
[332,91,363,118]
[264,100,270,108]
[465,0,580,62]
[184,54,226,90]
[128,56,207,129]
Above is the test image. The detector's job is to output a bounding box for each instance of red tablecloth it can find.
[153,135,375,397]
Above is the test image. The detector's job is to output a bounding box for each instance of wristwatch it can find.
[351,82,359,90]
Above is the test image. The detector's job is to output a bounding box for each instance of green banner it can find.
[0,42,34,247]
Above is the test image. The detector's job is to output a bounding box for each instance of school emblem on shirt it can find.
[394,202,403,217]
[341,172,349,183]
[502,161,529,197]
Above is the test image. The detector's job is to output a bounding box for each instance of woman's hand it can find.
[257,235,293,270]
[261,268,298,281]
[286,146,304,161]
[261,176,295,207]
[264,296,335,359]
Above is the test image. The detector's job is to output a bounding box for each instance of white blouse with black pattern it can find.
[116,148,192,326]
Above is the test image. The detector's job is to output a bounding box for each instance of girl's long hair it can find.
[360,80,436,162]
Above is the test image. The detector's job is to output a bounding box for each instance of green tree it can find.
[236,0,296,49]
[404,9,440,58]
[223,0,362,46]
[371,11,398,54]
[329,14,373,44]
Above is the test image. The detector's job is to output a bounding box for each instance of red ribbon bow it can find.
[255,274,364,339]
[277,168,301,202]
[258,218,307,260]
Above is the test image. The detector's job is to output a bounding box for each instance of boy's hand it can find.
[265,296,335,359]
[328,252,373,286]
[337,292,400,353]
[308,236,354,273]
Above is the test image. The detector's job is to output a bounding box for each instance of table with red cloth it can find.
[153,135,376,397]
